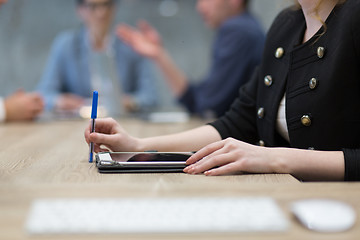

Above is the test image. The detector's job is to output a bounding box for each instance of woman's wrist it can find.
[153,48,169,64]
[267,147,345,181]
[267,147,292,174]
[130,137,146,152]
[132,137,161,152]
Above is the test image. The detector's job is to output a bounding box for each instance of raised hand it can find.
[116,20,164,60]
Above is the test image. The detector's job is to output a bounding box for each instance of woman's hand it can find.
[184,138,280,176]
[84,118,140,153]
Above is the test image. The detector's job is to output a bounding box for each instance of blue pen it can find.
[89,91,98,163]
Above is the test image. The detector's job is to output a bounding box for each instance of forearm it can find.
[271,148,344,181]
[137,125,221,152]
[153,49,188,97]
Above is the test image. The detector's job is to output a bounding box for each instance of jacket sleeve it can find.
[179,20,264,117]
[37,33,70,111]
[343,2,360,181]
[208,67,260,144]
[343,149,360,181]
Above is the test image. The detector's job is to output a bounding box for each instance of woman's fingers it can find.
[184,151,236,175]
[84,120,92,144]
[204,161,245,176]
[84,118,118,145]
[117,24,134,43]
[184,138,254,175]
[89,132,117,149]
[186,140,225,165]
[93,143,103,153]
[93,143,112,153]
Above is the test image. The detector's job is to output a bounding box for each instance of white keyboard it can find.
[26,197,288,234]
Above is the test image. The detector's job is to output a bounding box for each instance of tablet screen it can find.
[109,152,192,162]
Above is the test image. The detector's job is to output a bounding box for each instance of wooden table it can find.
[0,118,359,240]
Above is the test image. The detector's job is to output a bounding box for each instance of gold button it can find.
[264,75,273,87]
[257,107,265,119]
[301,115,312,126]
[259,140,265,147]
[275,47,284,59]
[309,78,318,89]
[317,47,325,58]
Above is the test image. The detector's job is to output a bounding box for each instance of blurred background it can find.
[0,0,292,109]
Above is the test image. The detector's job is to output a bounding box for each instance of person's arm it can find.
[117,21,188,97]
[272,148,344,181]
[139,125,221,152]
[84,118,221,153]
[151,49,188,97]
[83,118,351,181]
[180,21,265,117]
[180,69,346,181]
[37,32,85,111]
[184,138,344,181]
[37,34,64,110]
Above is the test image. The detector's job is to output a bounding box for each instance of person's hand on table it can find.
[55,93,85,111]
[184,138,279,176]
[84,118,140,153]
[4,90,44,121]
[122,95,139,112]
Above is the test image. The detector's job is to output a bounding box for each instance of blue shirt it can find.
[179,12,265,117]
[37,28,158,111]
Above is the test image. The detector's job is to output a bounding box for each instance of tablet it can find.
[95,152,192,173]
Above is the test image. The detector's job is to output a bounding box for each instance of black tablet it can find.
[95,152,192,173]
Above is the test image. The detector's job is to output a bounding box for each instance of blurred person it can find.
[37,0,158,117]
[85,0,360,181]
[118,0,265,118]
[0,0,44,122]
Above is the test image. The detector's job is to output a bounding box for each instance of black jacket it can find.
[210,0,360,181]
